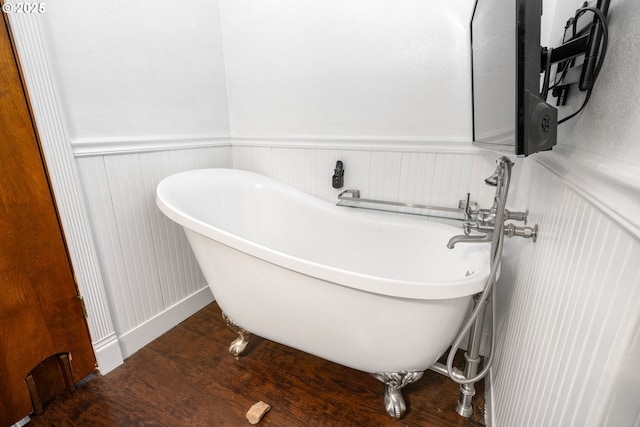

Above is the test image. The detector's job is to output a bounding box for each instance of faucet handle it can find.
[457,194,478,221]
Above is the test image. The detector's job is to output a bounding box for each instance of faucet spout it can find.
[447,233,492,249]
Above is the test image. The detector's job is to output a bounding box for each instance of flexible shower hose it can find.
[446,157,512,385]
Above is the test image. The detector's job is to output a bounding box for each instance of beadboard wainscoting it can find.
[231,139,505,208]
[75,145,232,359]
[491,155,640,427]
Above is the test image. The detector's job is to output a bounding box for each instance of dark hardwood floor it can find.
[28,302,485,427]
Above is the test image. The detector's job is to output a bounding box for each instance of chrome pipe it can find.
[446,157,512,418]
[337,190,478,221]
[429,362,450,377]
[430,361,466,378]
[337,189,360,199]
[456,294,489,417]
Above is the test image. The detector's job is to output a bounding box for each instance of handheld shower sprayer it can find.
[444,157,537,417]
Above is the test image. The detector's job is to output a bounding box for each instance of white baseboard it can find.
[93,333,125,375]
[117,287,215,360]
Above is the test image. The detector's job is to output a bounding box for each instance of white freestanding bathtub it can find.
[156,168,491,418]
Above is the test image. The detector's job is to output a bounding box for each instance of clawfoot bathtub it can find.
[156,169,490,418]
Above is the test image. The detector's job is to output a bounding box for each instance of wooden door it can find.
[0,15,96,425]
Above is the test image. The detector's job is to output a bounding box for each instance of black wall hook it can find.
[332,161,344,189]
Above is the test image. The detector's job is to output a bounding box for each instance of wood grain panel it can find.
[4,8,117,348]
[0,15,95,425]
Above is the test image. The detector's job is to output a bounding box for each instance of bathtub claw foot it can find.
[372,371,424,419]
[222,312,252,358]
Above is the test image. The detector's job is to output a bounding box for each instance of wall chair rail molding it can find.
[535,146,640,238]
[71,134,232,157]
[5,13,123,371]
[230,135,486,154]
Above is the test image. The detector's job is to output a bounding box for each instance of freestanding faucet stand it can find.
[445,157,538,418]
[335,158,538,419]
[455,293,488,417]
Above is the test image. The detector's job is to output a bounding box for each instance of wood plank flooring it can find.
[28,302,485,427]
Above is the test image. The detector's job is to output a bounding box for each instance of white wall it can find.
[553,1,640,166]
[39,0,230,141]
[220,0,474,141]
[541,0,560,46]
[543,0,640,166]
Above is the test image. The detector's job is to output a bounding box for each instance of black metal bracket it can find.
[332,161,344,189]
